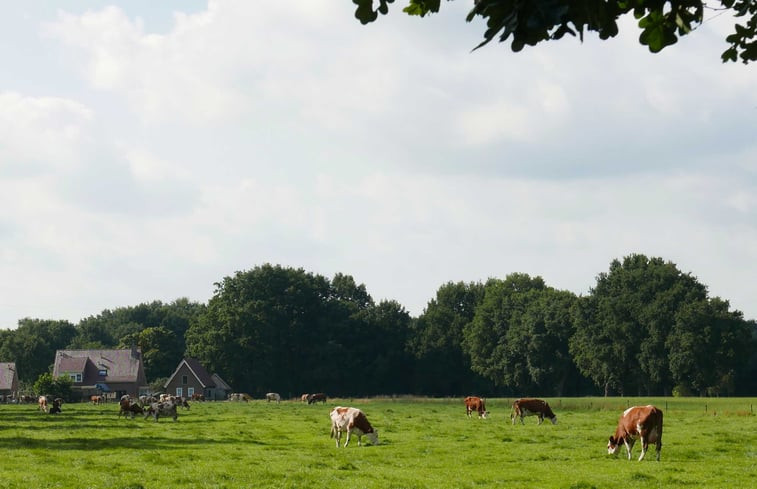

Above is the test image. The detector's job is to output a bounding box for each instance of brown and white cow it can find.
[265,392,281,403]
[464,396,489,419]
[301,393,310,403]
[90,395,103,405]
[511,398,557,425]
[38,396,48,413]
[308,393,327,405]
[330,406,379,447]
[608,405,663,461]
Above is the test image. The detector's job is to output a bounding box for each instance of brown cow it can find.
[90,395,103,405]
[307,393,327,405]
[608,405,663,461]
[464,396,489,418]
[511,398,557,425]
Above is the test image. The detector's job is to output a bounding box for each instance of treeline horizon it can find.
[2,253,756,397]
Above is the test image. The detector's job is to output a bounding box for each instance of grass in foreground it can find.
[0,397,755,488]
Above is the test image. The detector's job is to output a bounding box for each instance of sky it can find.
[1,1,755,329]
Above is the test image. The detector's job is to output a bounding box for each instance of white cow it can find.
[329,406,379,447]
[265,392,281,403]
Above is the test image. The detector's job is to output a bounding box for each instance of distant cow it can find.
[511,398,557,425]
[330,406,379,447]
[301,394,309,403]
[145,400,178,422]
[38,396,48,413]
[49,398,62,414]
[608,405,663,461]
[464,396,489,419]
[191,393,205,401]
[308,393,327,405]
[265,392,281,404]
[90,395,103,405]
[118,398,144,418]
[229,393,251,402]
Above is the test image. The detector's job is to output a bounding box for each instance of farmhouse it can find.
[0,362,19,402]
[164,358,231,400]
[53,346,148,400]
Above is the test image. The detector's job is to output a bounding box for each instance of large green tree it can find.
[353,0,757,63]
[408,281,491,396]
[569,254,750,396]
[667,298,752,395]
[0,319,77,382]
[463,273,578,394]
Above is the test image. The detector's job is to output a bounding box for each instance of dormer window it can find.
[98,369,108,376]
[69,373,82,383]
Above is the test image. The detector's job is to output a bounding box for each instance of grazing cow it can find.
[229,393,251,402]
[608,405,663,461]
[301,394,309,403]
[308,393,327,405]
[511,398,558,425]
[330,406,379,447]
[464,396,489,419]
[265,392,281,404]
[144,400,178,422]
[90,395,103,405]
[38,396,48,413]
[191,393,205,402]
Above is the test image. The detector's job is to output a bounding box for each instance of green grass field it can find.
[1,397,755,489]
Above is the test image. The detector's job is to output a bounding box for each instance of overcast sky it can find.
[1,1,755,329]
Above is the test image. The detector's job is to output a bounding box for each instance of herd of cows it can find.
[30,393,663,461]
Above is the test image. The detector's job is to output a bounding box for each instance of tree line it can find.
[1,254,755,397]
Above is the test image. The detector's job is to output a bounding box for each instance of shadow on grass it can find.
[0,435,267,450]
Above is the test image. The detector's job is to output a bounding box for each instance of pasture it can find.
[1,397,755,489]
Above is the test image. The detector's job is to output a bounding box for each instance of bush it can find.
[33,373,73,401]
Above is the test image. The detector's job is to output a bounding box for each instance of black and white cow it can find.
[144,400,178,422]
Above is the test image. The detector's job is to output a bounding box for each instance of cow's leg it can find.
[519,415,525,425]
[624,439,635,460]
[655,439,662,461]
[537,414,544,425]
[638,436,648,461]
[335,430,341,448]
[344,430,352,447]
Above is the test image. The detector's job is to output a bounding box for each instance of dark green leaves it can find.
[352,0,755,63]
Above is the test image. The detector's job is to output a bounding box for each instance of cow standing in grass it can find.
[608,405,663,461]
[308,393,327,404]
[464,396,489,418]
[330,406,378,447]
[265,392,281,403]
[145,400,178,422]
[511,398,557,425]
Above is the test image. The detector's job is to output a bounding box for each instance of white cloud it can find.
[1,1,756,328]
[0,91,94,174]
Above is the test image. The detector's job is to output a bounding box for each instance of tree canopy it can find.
[352,0,757,63]
[1,257,755,397]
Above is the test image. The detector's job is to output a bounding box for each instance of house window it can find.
[176,387,183,398]
[98,369,107,376]
[187,387,194,397]
[182,375,188,385]
[69,373,82,383]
